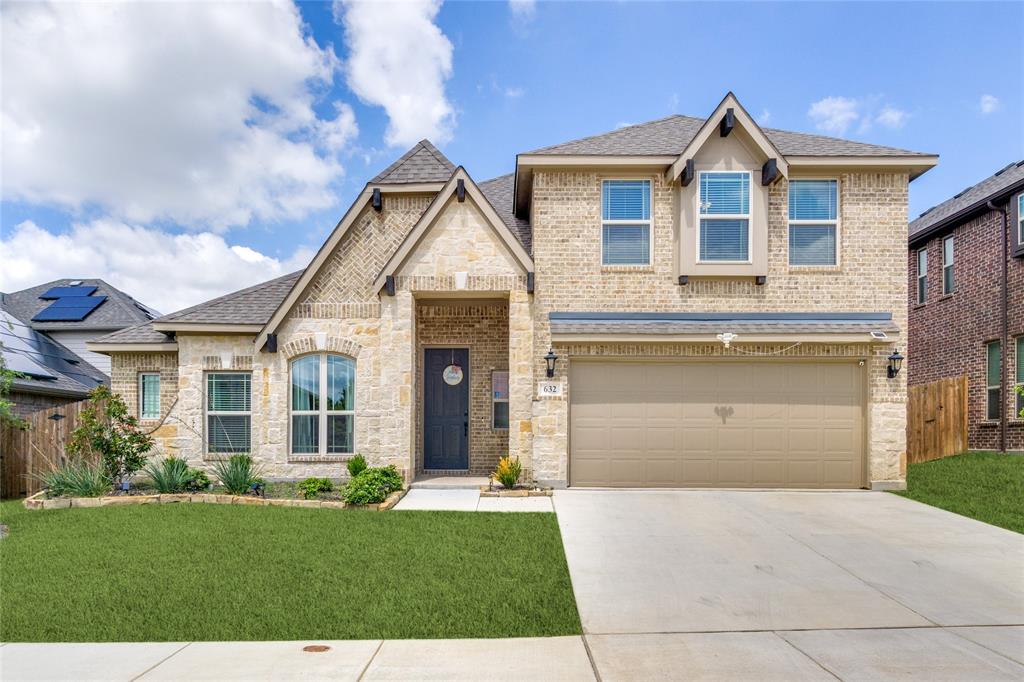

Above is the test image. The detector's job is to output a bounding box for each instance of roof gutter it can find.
[910,178,1024,247]
[986,198,1010,453]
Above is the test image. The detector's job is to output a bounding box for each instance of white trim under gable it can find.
[665,92,789,185]
[371,168,535,292]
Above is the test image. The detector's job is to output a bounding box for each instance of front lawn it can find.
[0,502,581,642]
[895,451,1024,534]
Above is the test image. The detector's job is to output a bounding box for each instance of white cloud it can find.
[0,220,313,314]
[876,106,909,129]
[336,0,455,148]
[979,94,1000,114]
[509,0,536,23]
[1,1,355,230]
[808,97,860,135]
[504,87,525,100]
[757,109,772,126]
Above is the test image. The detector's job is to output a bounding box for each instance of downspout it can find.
[987,199,1009,453]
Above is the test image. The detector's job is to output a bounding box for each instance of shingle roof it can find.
[909,160,1024,239]
[479,173,532,252]
[1,279,159,331]
[549,312,899,336]
[160,270,303,325]
[527,114,932,158]
[371,140,456,184]
[1,308,108,397]
[92,321,174,345]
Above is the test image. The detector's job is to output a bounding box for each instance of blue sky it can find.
[2,1,1021,312]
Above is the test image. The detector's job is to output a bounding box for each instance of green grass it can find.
[0,501,581,642]
[894,451,1024,534]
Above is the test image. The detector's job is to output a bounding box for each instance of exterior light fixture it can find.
[887,349,904,379]
[716,332,738,349]
[545,349,558,378]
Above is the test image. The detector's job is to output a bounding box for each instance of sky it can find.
[2,0,1021,314]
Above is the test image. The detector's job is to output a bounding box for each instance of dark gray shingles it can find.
[2,279,160,331]
[478,173,532,252]
[370,140,456,184]
[160,270,303,325]
[1,309,108,395]
[92,322,174,345]
[909,160,1024,238]
[527,114,932,158]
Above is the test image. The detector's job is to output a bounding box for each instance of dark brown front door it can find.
[424,348,469,470]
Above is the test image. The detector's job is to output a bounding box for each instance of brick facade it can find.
[908,207,1024,451]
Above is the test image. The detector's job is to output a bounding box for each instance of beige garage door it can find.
[570,360,865,489]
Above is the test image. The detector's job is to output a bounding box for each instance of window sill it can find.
[788,265,841,274]
[203,453,250,462]
[601,264,654,273]
[979,421,1002,427]
[912,302,928,310]
[287,454,354,463]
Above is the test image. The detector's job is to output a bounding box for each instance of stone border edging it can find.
[23,488,407,512]
[478,488,553,498]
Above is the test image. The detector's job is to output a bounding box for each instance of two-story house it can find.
[90,93,937,490]
[908,161,1024,452]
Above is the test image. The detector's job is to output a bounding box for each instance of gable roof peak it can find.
[370,139,456,185]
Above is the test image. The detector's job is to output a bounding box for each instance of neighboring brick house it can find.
[90,93,937,490]
[908,161,1024,452]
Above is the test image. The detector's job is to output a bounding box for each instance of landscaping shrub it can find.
[346,454,367,478]
[297,477,333,499]
[212,455,263,495]
[38,460,110,498]
[187,468,211,492]
[144,457,192,494]
[67,386,153,489]
[343,465,403,505]
[492,455,522,489]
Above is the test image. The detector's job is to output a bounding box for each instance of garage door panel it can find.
[570,360,865,489]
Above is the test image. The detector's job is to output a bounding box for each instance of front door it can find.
[424,348,469,470]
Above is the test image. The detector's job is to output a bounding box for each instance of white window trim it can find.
[138,372,160,420]
[986,341,1001,422]
[492,370,509,430]
[1015,335,1024,419]
[696,170,754,264]
[787,177,841,267]
[942,234,955,295]
[917,247,928,304]
[600,178,653,266]
[289,354,356,457]
[205,371,252,456]
[1018,193,1024,245]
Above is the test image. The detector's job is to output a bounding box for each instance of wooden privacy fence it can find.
[1,400,98,498]
[907,376,969,464]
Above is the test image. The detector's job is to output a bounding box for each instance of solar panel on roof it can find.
[32,296,106,322]
[2,351,57,379]
[39,285,98,300]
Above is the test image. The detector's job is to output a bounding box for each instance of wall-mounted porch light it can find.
[887,349,904,379]
[545,349,558,378]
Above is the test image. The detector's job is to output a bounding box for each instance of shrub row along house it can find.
[89,93,938,489]
[908,160,1024,452]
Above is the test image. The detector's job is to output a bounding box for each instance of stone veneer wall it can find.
[415,302,509,476]
[109,352,181,455]
[528,170,910,487]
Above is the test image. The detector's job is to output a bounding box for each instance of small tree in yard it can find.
[67,386,153,489]
[0,354,27,430]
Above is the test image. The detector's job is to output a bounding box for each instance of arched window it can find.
[290,354,355,455]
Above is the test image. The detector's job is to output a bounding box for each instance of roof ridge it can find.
[761,125,929,157]
[418,139,455,170]
[528,114,700,154]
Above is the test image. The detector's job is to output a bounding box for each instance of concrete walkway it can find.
[3,627,1022,681]
[392,488,554,512]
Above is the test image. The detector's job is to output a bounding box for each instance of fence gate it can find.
[1,400,97,498]
[907,376,969,464]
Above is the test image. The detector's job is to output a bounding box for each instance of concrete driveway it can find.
[555,490,1024,679]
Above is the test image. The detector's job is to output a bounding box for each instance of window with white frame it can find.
[492,370,509,429]
[1018,194,1024,245]
[207,372,251,454]
[942,235,955,295]
[987,341,1001,421]
[601,179,651,265]
[699,171,751,262]
[139,373,160,420]
[1016,336,1023,417]
[917,248,928,304]
[788,179,838,266]
[290,354,355,455]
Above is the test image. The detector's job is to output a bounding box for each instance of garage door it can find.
[569,360,864,488]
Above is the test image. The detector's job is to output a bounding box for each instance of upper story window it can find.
[602,179,651,265]
[698,171,751,262]
[1018,194,1024,245]
[917,248,928,304]
[1016,336,1024,417]
[788,180,838,266]
[207,372,251,455]
[942,235,955,295]
[987,340,1001,421]
[291,354,355,455]
[139,373,160,420]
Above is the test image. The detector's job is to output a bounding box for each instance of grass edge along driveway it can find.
[894,451,1023,534]
[0,501,582,642]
